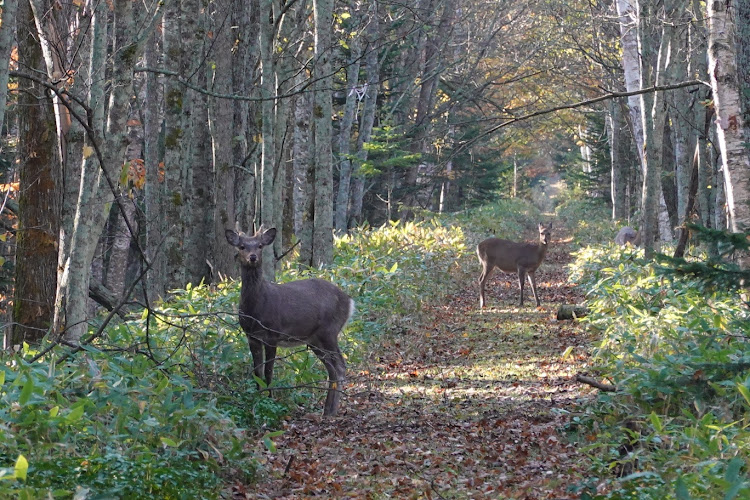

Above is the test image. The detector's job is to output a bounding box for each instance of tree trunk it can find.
[350,1,380,226]
[708,0,750,263]
[163,1,188,289]
[0,0,17,131]
[233,0,259,235]
[10,0,61,348]
[144,23,166,300]
[259,0,277,277]
[211,0,238,281]
[294,70,314,266]
[615,0,646,168]
[334,28,363,233]
[312,0,334,267]
[609,100,628,220]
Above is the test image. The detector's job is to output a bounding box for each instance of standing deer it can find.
[225,226,354,416]
[477,222,552,308]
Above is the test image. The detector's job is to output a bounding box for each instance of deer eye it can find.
[238,245,245,250]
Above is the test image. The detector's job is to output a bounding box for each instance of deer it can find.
[615,226,640,247]
[477,222,552,308]
[225,226,354,416]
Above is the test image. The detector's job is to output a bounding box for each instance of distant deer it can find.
[225,226,354,416]
[477,222,553,308]
[615,226,640,246]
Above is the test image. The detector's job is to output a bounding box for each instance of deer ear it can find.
[260,227,277,246]
[225,229,240,246]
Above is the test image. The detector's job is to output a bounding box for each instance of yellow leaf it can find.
[83,145,94,159]
[15,455,28,480]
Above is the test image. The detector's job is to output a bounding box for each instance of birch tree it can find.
[707,0,750,265]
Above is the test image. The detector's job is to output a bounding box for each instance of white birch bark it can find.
[708,0,750,242]
[616,0,645,167]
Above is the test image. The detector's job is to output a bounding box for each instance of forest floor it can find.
[245,233,598,499]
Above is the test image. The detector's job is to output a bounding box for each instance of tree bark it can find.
[350,1,380,226]
[0,0,17,131]
[259,0,277,277]
[294,70,314,265]
[10,0,61,348]
[335,20,363,233]
[144,21,166,300]
[708,0,750,253]
[312,0,334,266]
[163,0,188,289]
[211,0,238,281]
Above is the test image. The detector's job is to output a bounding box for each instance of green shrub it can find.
[568,244,750,499]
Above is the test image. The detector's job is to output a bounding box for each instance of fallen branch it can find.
[575,373,617,392]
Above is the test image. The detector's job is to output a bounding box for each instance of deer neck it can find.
[538,240,549,259]
[239,265,267,309]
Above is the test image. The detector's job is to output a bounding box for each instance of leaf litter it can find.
[244,236,597,499]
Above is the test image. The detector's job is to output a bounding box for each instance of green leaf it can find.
[160,437,180,447]
[389,262,398,273]
[0,369,5,386]
[18,376,33,405]
[648,412,663,433]
[561,346,574,360]
[725,457,743,484]
[155,375,169,393]
[262,430,284,453]
[14,455,28,480]
[737,383,750,407]
[65,404,85,423]
[674,476,690,499]
[49,406,59,418]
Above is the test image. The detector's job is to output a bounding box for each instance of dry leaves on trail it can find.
[244,236,596,499]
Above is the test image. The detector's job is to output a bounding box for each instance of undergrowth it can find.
[0,219,468,498]
[568,243,750,499]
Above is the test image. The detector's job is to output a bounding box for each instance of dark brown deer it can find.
[225,226,354,416]
[477,222,552,308]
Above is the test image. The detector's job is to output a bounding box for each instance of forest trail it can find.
[248,232,596,499]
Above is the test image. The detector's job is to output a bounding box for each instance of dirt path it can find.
[249,235,595,499]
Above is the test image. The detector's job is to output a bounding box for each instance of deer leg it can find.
[528,272,540,306]
[478,264,493,308]
[517,269,526,306]
[264,343,277,394]
[310,337,346,416]
[247,336,265,387]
